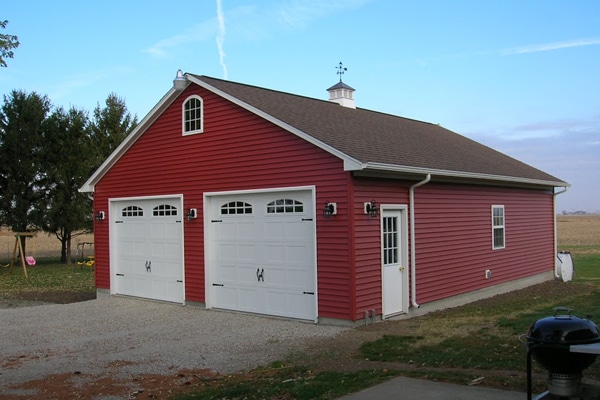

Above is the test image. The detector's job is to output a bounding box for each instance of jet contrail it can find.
[216,0,228,79]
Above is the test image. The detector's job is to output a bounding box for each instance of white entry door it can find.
[381,207,408,318]
[207,189,317,321]
[111,197,184,303]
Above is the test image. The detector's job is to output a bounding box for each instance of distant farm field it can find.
[557,214,600,250]
[0,230,94,259]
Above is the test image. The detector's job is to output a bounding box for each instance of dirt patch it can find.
[8,368,222,400]
[0,291,96,309]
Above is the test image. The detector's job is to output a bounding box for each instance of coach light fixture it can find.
[323,201,337,218]
[186,208,198,221]
[364,200,379,218]
[95,211,105,221]
[173,69,187,91]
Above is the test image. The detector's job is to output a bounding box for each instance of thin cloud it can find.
[275,0,372,29]
[500,37,600,56]
[143,20,216,59]
[216,0,228,79]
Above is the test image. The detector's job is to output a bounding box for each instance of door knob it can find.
[399,266,405,272]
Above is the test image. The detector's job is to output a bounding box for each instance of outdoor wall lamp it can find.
[364,200,379,218]
[173,69,187,91]
[186,208,198,221]
[95,211,105,221]
[323,201,337,218]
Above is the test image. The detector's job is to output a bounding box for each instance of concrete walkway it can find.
[338,376,524,400]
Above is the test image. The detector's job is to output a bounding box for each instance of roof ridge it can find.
[194,74,441,128]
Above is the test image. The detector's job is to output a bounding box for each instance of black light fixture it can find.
[95,211,105,221]
[186,208,198,221]
[323,201,337,218]
[364,200,379,218]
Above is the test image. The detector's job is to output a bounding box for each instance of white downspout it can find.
[553,187,568,278]
[410,174,431,308]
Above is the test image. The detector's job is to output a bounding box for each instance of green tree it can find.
[90,93,138,168]
[0,20,19,67]
[39,106,93,263]
[0,90,51,253]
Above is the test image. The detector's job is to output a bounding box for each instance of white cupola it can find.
[327,62,356,109]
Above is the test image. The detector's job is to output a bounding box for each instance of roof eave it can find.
[359,162,570,188]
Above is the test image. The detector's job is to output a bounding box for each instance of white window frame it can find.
[182,95,204,135]
[492,205,505,250]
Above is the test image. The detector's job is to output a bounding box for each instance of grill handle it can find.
[553,307,573,318]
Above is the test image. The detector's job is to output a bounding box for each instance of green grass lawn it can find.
[357,250,600,392]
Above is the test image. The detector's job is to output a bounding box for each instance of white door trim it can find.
[380,204,409,318]
[109,194,185,304]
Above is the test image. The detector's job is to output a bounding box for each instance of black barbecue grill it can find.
[526,307,600,399]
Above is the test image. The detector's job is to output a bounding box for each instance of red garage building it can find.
[81,71,568,324]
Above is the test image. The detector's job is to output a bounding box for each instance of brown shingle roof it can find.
[194,75,566,187]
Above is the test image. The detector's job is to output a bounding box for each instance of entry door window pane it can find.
[383,216,398,265]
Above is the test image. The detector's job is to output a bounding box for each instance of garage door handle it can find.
[257,268,264,282]
[116,273,124,277]
[303,291,314,295]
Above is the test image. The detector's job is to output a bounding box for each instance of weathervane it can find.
[336,61,347,82]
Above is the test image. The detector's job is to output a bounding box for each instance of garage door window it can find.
[266,199,304,214]
[221,201,253,215]
[122,206,144,217]
[153,204,178,216]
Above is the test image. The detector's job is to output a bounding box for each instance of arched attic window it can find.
[182,95,203,135]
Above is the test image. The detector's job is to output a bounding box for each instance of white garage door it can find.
[111,197,184,303]
[208,190,316,321]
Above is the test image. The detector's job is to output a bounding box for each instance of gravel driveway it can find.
[0,296,347,397]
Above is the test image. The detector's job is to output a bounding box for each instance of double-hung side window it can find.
[492,205,505,250]
[183,95,203,135]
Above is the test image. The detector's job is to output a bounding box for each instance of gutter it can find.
[553,187,568,278]
[410,174,431,308]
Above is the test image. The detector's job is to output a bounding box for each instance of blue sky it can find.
[2,0,599,213]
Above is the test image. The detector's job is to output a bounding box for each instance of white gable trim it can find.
[79,88,182,192]
[187,76,363,171]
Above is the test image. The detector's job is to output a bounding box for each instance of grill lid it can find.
[527,307,600,345]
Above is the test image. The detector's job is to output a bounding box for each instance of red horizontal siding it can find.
[413,183,554,304]
[352,178,411,320]
[93,84,354,319]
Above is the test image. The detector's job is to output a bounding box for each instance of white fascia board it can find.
[79,88,181,193]
[189,76,364,172]
[362,162,570,188]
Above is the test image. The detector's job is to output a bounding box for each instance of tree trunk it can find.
[66,233,72,265]
[59,230,73,264]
